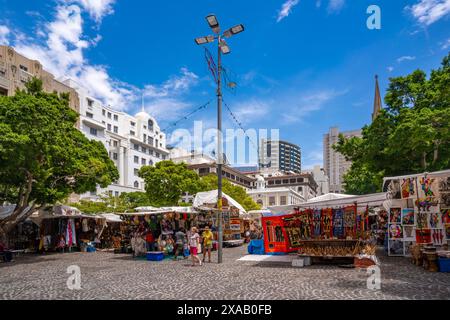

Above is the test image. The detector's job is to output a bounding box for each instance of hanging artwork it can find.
[333,208,344,239]
[439,177,450,192]
[312,209,321,238]
[389,208,401,224]
[445,224,450,240]
[432,229,445,245]
[441,193,450,208]
[416,211,428,229]
[388,240,404,256]
[389,224,403,239]
[401,209,415,225]
[401,178,415,198]
[441,209,450,225]
[403,226,415,240]
[415,228,432,244]
[299,211,311,239]
[321,208,333,239]
[404,241,414,256]
[418,176,438,198]
[387,180,401,199]
[343,206,356,239]
[429,212,441,229]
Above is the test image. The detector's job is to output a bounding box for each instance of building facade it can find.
[66,79,169,200]
[247,176,304,209]
[323,127,362,194]
[259,139,302,173]
[302,165,329,196]
[0,46,79,113]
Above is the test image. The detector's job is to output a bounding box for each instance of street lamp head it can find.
[195,35,215,45]
[229,24,245,35]
[219,39,231,54]
[206,14,220,33]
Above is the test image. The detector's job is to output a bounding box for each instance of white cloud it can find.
[230,99,271,125]
[0,25,10,45]
[441,38,450,49]
[277,0,300,22]
[407,0,450,26]
[144,67,198,98]
[281,89,348,124]
[327,0,345,13]
[302,148,324,169]
[387,66,394,72]
[66,0,116,23]
[397,55,416,63]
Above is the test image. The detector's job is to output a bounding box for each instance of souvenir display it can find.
[387,180,401,199]
[312,209,321,238]
[416,211,428,229]
[343,206,356,239]
[403,226,414,239]
[415,229,432,244]
[432,229,445,245]
[429,212,441,229]
[442,209,450,225]
[321,208,333,239]
[445,224,450,240]
[389,240,404,256]
[389,224,403,239]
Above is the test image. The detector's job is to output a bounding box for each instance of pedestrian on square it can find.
[173,228,187,260]
[189,227,202,266]
[201,226,214,263]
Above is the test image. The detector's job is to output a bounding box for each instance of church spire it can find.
[372,75,382,121]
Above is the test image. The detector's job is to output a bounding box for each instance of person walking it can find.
[202,226,214,263]
[173,228,187,260]
[189,227,202,266]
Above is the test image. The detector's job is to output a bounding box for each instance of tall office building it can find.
[259,139,302,173]
[323,127,362,194]
[65,79,169,200]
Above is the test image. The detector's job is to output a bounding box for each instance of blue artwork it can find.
[333,209,344,239]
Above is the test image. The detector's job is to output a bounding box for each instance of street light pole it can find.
[195,15,244,264]
[216,34,223,264]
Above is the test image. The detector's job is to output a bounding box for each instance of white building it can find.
[65,79,169,200]
[323,127,362,194]
[303,165,329,196]
[247,175,304,209]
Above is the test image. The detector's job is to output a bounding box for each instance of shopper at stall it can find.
[189,227,202,266]
[173,228,187,260]
[145,230,155,252]
[202,226,214,263]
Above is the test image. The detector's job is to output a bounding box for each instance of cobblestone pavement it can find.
[1,246,449,300]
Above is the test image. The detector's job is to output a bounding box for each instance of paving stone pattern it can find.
[0,246,449,300]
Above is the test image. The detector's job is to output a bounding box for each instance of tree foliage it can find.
[200,174,261,211]
[69,192,151,214]
[334,53,450,194]
[0,78,119,238]
[138,160,205,207]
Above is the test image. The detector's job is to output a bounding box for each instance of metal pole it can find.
[217,35,223,264]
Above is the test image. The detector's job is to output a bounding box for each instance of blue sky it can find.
[1,0,449,169]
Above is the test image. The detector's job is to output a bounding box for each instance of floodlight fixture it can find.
[195,35,215,45]
[206,14,220,33]
[219,40,231,54]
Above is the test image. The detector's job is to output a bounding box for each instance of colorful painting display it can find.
[312,209,321,238]
[415,228,432,244]
[401,209,415,225]
[429,212,441,229]
[390,208,401,224]
[401,178,416,198]
[389,224,403,239]
[321,208,333,239]
[332,209,344,239]
[388,240,404,256]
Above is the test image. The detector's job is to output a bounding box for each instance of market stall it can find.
[267,193,387,265]
[97,213,123,250]
[29,205,106,253]
[193,190,247,247]
[382,169,450,272]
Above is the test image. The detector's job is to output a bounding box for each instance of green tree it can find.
[138,160,205,206]
[0,78,119,240]
[334,53,450,194]
[200,174,261,211]
[69,192,151,214]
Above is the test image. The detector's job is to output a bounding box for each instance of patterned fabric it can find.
[344,206,357,239]
[333,209,344,239]
[321,208,333,239]
[312,209,322,238]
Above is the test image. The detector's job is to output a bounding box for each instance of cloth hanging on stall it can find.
[321,208,333,239]
[333,208,344,239]
[82,218,89,232]
[344,206,357,239]
[65,219,77,246]
[312,209,322,238]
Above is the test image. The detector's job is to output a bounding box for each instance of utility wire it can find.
[161,100,211,132]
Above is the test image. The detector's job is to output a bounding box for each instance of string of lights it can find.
[161,100,211,132]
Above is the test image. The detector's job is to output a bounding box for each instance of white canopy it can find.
[193,190,246,215]
[0,205,35,221]
[307,193,355,203]
[99,213,123,223]
[29,205,105,226]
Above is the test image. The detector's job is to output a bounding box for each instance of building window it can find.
[130,121,136,127]
[149,159,154,166]
[155,152,160,158]
[162,155,166,160]
[148,120,154,131]
[115,191,119,197]
[143,134,147,143]
[19,65,28,72]
[107,112,111,119]
[87,98,94,107]
[134,144,139,151]
[113,126,118,133]
[113,140,118,147]
[142,147,147,153]
[149,149,154,156]
[134,156,139,164]
[280,196,287,205]
[156,139,159,147]
[141,158,146,165]
[113,114,118,121]
[269,196,276,206]
[134,181,139,188]
[90,127,97,136]
[149,137,154,146]
[102,109,106,116]
[107,124,111,131]
[134,168,139,176]
[113,153,118,160]
[86,112,93,118]
[130,130,135,136]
